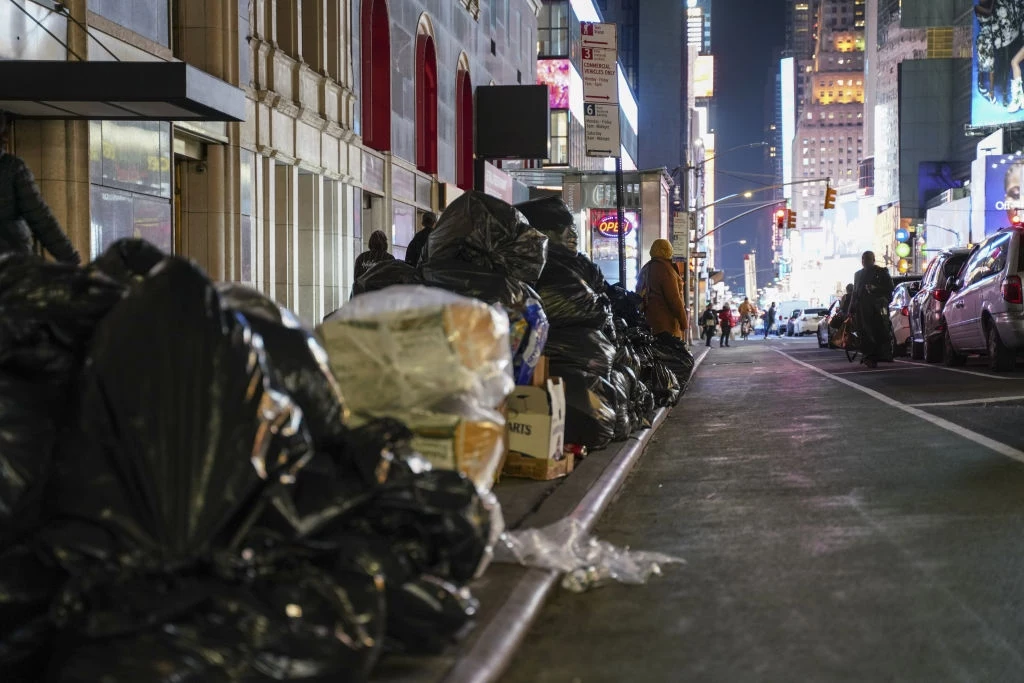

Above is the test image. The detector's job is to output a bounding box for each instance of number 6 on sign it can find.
[585,103,596,116]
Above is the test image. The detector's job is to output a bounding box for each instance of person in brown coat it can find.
[638,239,688,339]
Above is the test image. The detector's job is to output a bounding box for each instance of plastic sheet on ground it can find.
[321,285,513,416]
[495,518,683,593]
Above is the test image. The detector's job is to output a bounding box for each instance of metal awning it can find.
[0,61,245,121]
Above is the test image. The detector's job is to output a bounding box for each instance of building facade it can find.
[2,0,540,325]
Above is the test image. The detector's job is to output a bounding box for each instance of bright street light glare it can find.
[742,191,753,198]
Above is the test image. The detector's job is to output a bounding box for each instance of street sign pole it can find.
[616,156,626,286]
[582,21,624,283]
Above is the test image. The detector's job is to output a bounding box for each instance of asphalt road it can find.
[500,334,1024,683]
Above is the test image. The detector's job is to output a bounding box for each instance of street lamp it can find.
[917,222,962,246]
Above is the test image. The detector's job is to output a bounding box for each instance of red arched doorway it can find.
[456,65,473,191]
[361,0,391,152]
[416,32,438,174]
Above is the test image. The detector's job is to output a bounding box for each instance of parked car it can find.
[942,228,1024,371]
[889,280,922,355]
[785,309,802,336]
[792,307,829,336]
[817,300,843,348]
[908,247,972,362]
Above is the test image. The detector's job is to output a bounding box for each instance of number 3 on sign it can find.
[585,103,596,116]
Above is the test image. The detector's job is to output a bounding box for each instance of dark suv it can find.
[908,247,972,362]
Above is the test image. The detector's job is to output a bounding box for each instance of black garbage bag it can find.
[645,361,681,407]
[421,258,532,309]
[218,284,349,450]
[514,196,579,250]
[610,369,632,440]
[546,327,616,378]
[384,575,478,655]
[424,191,548,285]
[614,340,643,377]
[535,244,609,329]
[0,543,62,682]
[558,370,616,450]
[652,332,695,388]
[353,260,424,296]
[630,370,656,427]
[48,567,385,683]
[44,257,312,566]
[0,255,124,381]
[89,238,167,284]
[0,375,62,543]
[607,284,646,328]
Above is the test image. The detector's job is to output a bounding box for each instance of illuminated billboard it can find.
[984,153,1024,235]
[694,55,714,98]
[972,1,1024,126]
[537,59,570,110]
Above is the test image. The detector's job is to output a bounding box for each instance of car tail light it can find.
[1002,275,1024,304]
[933,289,950,303]
[900,306,909,316]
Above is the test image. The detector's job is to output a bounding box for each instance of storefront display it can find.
[589,209,639,287]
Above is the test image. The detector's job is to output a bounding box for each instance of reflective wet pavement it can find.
[500,336,1024,682]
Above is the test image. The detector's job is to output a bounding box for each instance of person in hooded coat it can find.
[353,230,394,284]
[638,239,688,339]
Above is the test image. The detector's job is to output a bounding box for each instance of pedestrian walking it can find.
[739,297,755,340]
[0,113,80,264]
[718,303,734,347]
[638,239,689,340]
[354,229,394,284]
[764,302,777,340]
[699,302,717,347]
[404,211,436,268]
[851,250,895,368]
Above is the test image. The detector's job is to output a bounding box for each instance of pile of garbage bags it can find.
[0,241,501,682]
[350,191,695,453]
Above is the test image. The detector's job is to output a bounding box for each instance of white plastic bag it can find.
[495,518,683,593]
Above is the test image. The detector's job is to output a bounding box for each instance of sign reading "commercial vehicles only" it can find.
[581,22,619,159]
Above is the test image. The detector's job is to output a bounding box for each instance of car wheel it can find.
[910,338,924,360]
[943,328,967,367]
[924,335,943,363]
[817,330,827,348]
[987,323,1015,372]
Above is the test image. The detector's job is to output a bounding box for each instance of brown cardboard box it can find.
[503,377,569,480]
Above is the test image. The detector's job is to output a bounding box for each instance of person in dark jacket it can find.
[354,230,394,283]
[0,114,81,264]
[850,251,895,367]
[699,302,717,347]
[404,211,436,267]
[763,302,777,340]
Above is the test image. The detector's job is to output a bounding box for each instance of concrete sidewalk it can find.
[371,347,710,683]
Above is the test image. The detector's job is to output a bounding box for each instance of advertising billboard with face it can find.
[972,0,1024,126]
[985,153,1024,234]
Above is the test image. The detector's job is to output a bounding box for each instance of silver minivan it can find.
[943,228,1024,371]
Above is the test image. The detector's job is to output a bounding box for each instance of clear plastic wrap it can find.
[495,518,683,593]
[320,286,514,415]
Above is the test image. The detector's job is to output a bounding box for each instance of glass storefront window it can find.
[91,120,171,199]
[90,187,172,258]
[392,201,415,260]
[589,209,640,288]
[549,110,569,166]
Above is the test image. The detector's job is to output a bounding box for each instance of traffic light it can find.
[895,226,912,273]
[774,208,786,231]
[824,185,837,210]
[787,209,796,230]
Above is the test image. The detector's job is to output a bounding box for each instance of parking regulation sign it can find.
[584,102,620,158]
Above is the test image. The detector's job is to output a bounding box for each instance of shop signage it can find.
[581,46,617,104]
[593,212,635,238]
[483,162,514,202]
[584,102,620,158]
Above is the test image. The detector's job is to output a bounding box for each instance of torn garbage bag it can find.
[496,518,683,593]
[424,191,548,286]
[44,256,312,564]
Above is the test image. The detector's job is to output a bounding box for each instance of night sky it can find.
[711,0,787,292]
